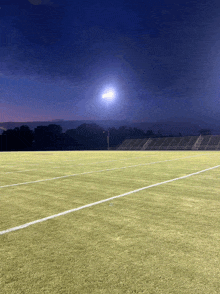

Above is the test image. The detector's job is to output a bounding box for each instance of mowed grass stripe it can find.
[0,152,187,175]
[1,163,219,235]
[0,154,157,175]
[1,153,214,231]
[1,151,220,294]
[0,154,205,188]
[0,152,155,169]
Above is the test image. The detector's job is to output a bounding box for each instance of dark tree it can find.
[130,127,146,138]
[19,125,34,149]
[199,129,212,136]
[74,123,106,149]
[146,130,154,137]
[118,126,129,140]
[1,126,34,151]
[34,124,63,150]
[0,122,164,151]
[47,124,62,135]
[64,129,82,150]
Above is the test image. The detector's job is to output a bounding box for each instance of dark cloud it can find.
[0,0,220,121]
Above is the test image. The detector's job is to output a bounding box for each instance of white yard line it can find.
[0,158,141,174]
[78,154,157,165]
[0,155,203,188]
[0,164,219,235]
[0,154,156,172]
[3,169,38,174]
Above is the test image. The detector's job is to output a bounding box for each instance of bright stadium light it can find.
[101,87,116,150]
[102,89,115,101]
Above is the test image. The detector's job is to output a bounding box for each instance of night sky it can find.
[1,0,220,123]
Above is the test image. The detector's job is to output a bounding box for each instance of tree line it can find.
[0,123,211,151]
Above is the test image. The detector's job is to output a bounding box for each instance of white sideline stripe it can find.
[78,155,156,165]
[0,155,155,174]
[0,155,203,189]
[0,154,156,173]
[4,169,38,174]
[0,164,219,235]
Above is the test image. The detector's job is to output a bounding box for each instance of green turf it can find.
[0,151,220,293]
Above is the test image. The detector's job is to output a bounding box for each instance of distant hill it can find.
[0,118,220,136]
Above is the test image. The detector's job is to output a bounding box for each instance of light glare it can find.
[102,90,115,100]
[103,92,113,98]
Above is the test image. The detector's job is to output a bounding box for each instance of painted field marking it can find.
[3,169,38,174]
[0,154,204,189]
[0,155,155,174]
[0,154,157,173]
[0,164,219,235]
[78,154,158,165]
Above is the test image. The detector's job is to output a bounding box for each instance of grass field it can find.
[0,150,220,293]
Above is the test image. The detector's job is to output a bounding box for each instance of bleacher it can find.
[159,137,177,150]
[206,135,220,150]
[117,139,130,150]
[141,138,152,150]
[117,135,220,150]
[147,138,163,150]
[178,136,198,150]
[198,135,213,150]
[161,137,183,150]
[130,138,148,150]
[118,138,150,150]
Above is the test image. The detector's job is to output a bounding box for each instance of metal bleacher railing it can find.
[203,135,220,150]
[198,135,213,150]
[117,135,220,151]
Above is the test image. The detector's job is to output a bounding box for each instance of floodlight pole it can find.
[107,130,110,150]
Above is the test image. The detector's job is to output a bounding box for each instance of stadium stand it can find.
[192,135,203,150]
[148,138,164,150]
[145,138,158,150]
[159,137,176,150]
[129,139,142,150]
[129,138,147,150]
[198,135,213,150]
[177,136,198,150]
[117,139,132,150]
[117,135,220,150]
[141,138,152,150]
[206,135,220,150]
[137,138,149,149]
[162,137,183,150]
